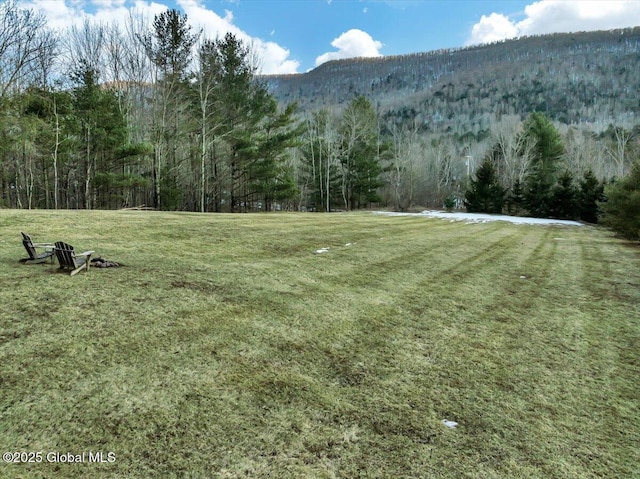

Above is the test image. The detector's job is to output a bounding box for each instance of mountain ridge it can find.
[262,28,640,133]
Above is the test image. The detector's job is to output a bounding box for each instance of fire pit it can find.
[90,257,122,268]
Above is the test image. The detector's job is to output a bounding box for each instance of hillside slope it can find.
[263,28,640,134]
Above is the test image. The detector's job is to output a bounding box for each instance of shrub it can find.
[443,194,456,211]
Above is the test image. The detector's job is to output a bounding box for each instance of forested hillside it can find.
[265,28,640,135]
[269,28,639,217]
[0,0,638,219]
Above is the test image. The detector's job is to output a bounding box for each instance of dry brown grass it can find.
[1,210,638,478]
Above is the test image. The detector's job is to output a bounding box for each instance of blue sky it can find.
[20,0,640,74]
[223,1,531,65]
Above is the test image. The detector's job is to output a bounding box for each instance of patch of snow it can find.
[373,210,583,227]
[314,248,329,254]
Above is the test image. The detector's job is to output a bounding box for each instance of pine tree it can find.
[522,112,564,217]
[142,8,198,209]
[578,169,605,223]
[247,100,301,210]
[600,161,640,240]
[71,62,128,209]
[506,178,525,215]
[549,170,579,220]
[339,96,385,210]
[464,157,505,214]
[192,33,300,212]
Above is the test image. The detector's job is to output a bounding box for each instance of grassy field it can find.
[0,209,638,478]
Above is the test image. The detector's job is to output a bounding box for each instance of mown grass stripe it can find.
[0,210,638,478]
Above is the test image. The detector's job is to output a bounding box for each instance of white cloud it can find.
[18,0,300,74]
[18,0,82,31]
[467,0,640,45]
[468,13,519,45]
[90,0,126,8]
[315,29,383,66]
[177,0,299,74]
[256,40,300,74]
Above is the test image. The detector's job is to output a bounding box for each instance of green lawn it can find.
[1,210,638,478]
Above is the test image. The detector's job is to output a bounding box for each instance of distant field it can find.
[1,210,638,478]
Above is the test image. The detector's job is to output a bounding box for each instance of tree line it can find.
[0,4,302,213]
[0,2,638,239]
[464,112,640,239]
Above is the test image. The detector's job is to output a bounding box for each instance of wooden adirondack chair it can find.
[20,232,55,264]
[54,242,95,276]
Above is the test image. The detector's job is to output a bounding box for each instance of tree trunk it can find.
[53,100,59,209]
[200,107,206,213]
[154,145,161,209]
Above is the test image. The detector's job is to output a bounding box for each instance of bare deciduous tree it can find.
[606,127,635,178]
[490,115,535,187]
[386,121,422,211]
[0,0,56,96]
[63,19,106,85]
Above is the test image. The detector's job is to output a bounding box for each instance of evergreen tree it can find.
[1,91,50,209]
[213,33,268,211]
[464,157,505,214]
[339,96,385,209]
[578,169,605,223]
[142,8,198,209]
[246,100,301,210]
[600,161,640,240]
[71,62,128,209]
[549,170,579,220]
[506,178,525,215]
[209,33,299,212]
[146,9,198,81]
[522,112,564,217]
[21,87,76,209]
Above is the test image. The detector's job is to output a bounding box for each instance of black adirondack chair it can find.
[54,242,95,276]
[20,232,55,264]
